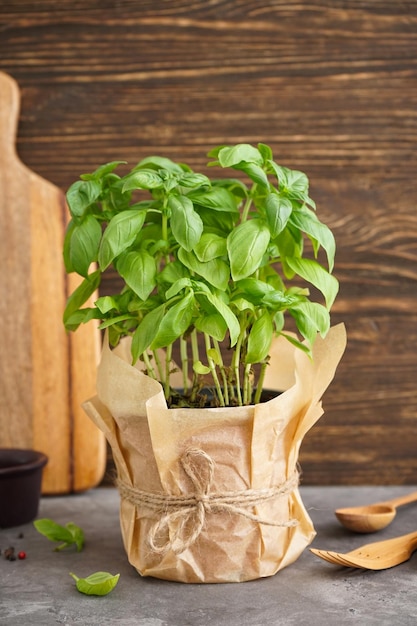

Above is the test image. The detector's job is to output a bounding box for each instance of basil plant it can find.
[63,143,338,407]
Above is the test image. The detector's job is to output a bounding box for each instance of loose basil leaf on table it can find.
[69,571,120,596]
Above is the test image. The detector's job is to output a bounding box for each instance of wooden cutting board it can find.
[0,71,106,494]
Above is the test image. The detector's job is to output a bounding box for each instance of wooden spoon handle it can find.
[380,490,417,509]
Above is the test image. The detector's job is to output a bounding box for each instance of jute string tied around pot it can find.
[116,448,300,556]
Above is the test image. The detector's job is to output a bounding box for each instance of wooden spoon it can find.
[335,490,417,533]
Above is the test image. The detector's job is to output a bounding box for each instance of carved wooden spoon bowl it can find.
[335,490,417,533]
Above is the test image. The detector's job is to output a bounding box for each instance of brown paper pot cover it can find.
[84,324,346,583]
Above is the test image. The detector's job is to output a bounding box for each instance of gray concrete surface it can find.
[1,486,416,625]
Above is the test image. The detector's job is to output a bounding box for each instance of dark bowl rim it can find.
[0,448,48,476]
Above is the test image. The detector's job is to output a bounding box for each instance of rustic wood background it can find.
[1,0,416,485]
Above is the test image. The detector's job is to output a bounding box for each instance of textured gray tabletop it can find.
[1,486,416,625]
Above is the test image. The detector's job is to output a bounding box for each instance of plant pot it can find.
[83,324,346,583]
[0,449,48,528]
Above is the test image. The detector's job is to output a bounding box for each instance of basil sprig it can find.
[34,518,85,552]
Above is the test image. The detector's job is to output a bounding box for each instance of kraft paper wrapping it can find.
[83,323,346,583]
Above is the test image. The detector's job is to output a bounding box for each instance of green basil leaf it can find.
[194,233,227,262]
[193,361,211,375]
[289,301,330,344]
[265,193,293,238]
[94,295,119,314]
[236,278,275,303]
[98,210,146,270]
[69,571,120,596]
[68,215,102,277]
[194,313,227,342]
[63,271,101,327]
[290,207,336,272]
[178,248,230,291]
[122,169,164,191]
[200,292,240,346]
[98,314,135,330]
[131,305,166,362]
[179,172,211,188]
[236,162,269,187]
[257,143,273,162]
[84,160,126,180]
[284,168,310,199]
[168,195,204,251]
[165,277,193,300]
[151,292,195,349]
[63,221,76,273]
[227,219,270,280]
[134,155,184,174]
[65,522,85,552]
[34,519,84,552]
[158,260,190,285]
[217,144,264,168]
[116,249,156,300]
[64,308,100,332]
[286,257,339,310]
[66,180,102,218]
[195,205,238,233]
[245,312,273,364]
[279,331,312,355]
[187,187,240,213]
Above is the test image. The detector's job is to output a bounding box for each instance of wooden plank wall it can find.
[1,0,416,484]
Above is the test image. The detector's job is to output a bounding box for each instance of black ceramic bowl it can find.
[0,449,48,528]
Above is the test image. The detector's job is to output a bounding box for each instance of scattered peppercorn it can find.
[18,551,26,560]
[4,546,15,560]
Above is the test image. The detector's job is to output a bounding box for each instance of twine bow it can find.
[117,448,299,556]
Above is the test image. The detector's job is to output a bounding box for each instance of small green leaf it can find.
[193,361,211,375]
[34,519,85,552]
[65,522,85,552]
[165,277,193,300]
[177,248,230,291]
[85,161,126,179]
[187,187,240,213]
[179,172,211,188]
[151,292,195,349]
[69,571,120,596]
[68,215,102,277]
[237,162,269,187]
[168,195,204,251]
[217,144,264,168]
[245,312,273,364]
[131,305,166,362]
[194,233,227,262]
[134,155,184,174]
[122,169,163,191]
[158,260,190,285]
[290,301,331,344]
[265,194,293,238]
[63,271,101,327]
[116,249,156,300]
[95,295,119,314]
[286,257,339,310]
[98,210,146,270]
[207,348,222,365]
[200,292,240,346]
[66,180,102,218]
[227,220,270,280]
[290,207,336,272]
[194,314,227,342]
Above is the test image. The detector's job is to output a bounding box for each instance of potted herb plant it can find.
[63,143,346,583]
